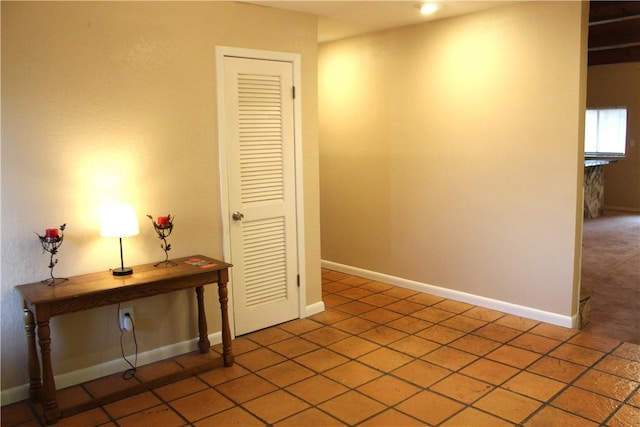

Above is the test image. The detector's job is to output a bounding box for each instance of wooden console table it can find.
[16,255,233,425]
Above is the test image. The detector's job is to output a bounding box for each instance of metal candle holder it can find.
[36,224,68,286]
[147,214,176,267]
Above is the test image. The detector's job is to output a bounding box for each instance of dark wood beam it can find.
[588,1,640,65]
[588,45,640,66]
[589,16,640,48]
[589,1,640,23]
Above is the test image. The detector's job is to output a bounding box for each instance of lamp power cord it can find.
[117,304,138,380]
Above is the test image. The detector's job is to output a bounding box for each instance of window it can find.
[584,108,627,158]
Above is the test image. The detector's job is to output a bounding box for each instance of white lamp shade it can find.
[100,204,140,238]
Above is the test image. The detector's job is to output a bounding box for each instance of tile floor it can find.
[3,269,640,426]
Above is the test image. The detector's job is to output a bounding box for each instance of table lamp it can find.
[100,204,140,276]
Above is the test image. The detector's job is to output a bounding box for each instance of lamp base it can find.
[112,267,133,276]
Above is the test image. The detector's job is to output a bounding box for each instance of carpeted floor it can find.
[580,210,640,344]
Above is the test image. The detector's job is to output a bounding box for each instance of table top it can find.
[17,255,231,306]
[584,159,617,167]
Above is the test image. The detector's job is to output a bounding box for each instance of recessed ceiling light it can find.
[419,3,439,15]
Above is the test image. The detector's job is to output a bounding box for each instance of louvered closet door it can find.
[224,56,299,336]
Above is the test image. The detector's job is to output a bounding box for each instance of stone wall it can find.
[584,164,605,218]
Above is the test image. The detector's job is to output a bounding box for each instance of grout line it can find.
[321,272,638,425]
[8,271,638,426]
[519,339,632,426]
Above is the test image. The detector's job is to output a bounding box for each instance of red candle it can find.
[45,228,59,238]
[157,216,170,225]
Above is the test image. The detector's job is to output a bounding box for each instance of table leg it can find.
[36,308,61,424]
[22,301,42,402]
[218,269,234,366]
[196,286,211,353]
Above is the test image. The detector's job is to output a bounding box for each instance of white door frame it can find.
[216,46,307,338]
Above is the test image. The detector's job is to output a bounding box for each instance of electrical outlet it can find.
[119,307,134,331]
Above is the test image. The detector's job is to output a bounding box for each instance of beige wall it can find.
[1,2,320,394]
[319,2,587,318]
[587,63,640,211]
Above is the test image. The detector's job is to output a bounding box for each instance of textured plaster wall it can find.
[319,2,587,318]
[1,1,319,395]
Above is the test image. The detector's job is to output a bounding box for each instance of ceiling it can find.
[588,1,640,65]
[248,0,640,65]
[247,1,510,43]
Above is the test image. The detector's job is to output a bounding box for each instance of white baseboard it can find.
[3,298,328,407]
[3,270,573,407]
[305,301,325,317]
[1,332,222,407]
[322,260,574,329]
[3,299,328,407]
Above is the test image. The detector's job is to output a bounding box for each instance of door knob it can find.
[232,211,244,221]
